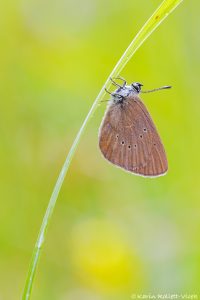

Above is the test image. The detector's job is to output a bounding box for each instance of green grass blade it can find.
[21,0,183,299]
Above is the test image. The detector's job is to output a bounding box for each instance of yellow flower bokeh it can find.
[70,218,144,293]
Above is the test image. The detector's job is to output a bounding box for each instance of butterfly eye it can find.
[131,82,143,93]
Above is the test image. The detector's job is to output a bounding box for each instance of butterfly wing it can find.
[99,95,168,177]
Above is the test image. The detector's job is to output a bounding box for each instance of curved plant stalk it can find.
[22,0,183,299]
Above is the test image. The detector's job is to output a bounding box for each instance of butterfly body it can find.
[99,81,168,177]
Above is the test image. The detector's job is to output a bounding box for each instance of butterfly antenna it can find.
[141,85,172,93]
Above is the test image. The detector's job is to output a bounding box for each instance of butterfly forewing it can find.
[99,94,168,177]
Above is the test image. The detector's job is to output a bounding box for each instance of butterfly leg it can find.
[109,77,123,88]
[105,88,113,95]
[113,76,127,87]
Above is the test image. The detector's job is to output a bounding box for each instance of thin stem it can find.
[22,0,183,299]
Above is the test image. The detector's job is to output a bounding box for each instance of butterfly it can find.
[99,77,171,177]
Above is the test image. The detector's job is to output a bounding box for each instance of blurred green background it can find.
[0,0,200,299]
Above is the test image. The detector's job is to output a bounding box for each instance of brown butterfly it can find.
[99,77,171,177]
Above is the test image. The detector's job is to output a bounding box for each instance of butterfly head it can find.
[131,82,143,93]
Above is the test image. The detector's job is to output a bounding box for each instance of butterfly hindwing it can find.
[99,95,168,177]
